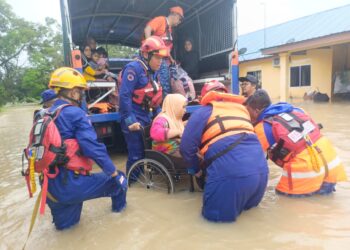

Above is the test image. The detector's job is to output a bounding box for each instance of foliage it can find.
[102,44,139,59]
[0,0,63,106]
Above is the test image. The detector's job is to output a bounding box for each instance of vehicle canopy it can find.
[61,0,237,76]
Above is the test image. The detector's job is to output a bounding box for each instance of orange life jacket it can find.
[276,136,347,195]
[90,102,113,114]
[199,92,254,155]
[254,112,347,195]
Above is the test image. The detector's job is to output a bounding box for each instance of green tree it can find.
[106,44,138,58]
[20,17,64,101]
[0,0,63,106]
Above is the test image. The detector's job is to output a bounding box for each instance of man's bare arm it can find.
[144,25,153,38]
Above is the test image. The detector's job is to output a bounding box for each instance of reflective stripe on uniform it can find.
[282,156,341,179]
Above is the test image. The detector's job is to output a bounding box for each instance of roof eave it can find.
[239,55,274,63]
[261,31,350,55]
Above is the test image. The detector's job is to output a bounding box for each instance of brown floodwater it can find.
[0,102,349,250]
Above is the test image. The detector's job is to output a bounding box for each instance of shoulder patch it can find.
[127,73,135,81]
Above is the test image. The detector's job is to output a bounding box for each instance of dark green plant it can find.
[0,0,63,106]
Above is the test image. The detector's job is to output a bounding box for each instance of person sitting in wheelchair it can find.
[150,93,187,159]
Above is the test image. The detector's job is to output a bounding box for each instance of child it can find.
[91,49,117,81]
[82,46,106,81]
[150,94,187,156]
[90,49,101,70]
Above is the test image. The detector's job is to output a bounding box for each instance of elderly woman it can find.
[150,94,187,157]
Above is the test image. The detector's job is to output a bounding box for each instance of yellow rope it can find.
[29,149,37,194]
[313,143,329,177]
[304,135,321,173]
[306,144,321,172]
[23,191,42,250]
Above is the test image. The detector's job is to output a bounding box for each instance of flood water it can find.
[1,102,349,250]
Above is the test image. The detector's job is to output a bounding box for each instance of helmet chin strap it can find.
[60,92,82,106]
[137,54,154,73]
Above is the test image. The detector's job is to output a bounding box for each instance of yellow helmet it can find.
[49,67,87,90]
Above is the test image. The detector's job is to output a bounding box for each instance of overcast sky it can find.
[7,0,350,35]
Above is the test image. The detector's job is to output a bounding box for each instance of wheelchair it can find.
[126,126,205,194]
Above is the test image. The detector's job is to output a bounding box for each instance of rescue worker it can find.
[144,6,184,97]
[46,67,127,230]
[33,89,57,121]
[239,74,259,97]
[119,36,169,173]
[180,80,269,222]
[245,89,347,196]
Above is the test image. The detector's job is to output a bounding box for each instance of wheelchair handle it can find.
[140,126,146,148]
[140,126,151,149]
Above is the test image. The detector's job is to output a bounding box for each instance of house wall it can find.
[289,48,333,98]
[239,47,334,100]
[239,58,281,99]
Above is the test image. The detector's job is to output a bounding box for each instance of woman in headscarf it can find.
[150,94,187,156]
[180,38,199,80]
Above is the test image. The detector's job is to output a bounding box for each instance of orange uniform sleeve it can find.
[146,16,166,36]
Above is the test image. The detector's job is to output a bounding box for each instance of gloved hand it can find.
[115,171,128,192]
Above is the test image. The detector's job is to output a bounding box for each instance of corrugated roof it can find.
[238,4,350,61]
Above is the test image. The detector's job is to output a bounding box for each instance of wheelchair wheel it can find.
[127,158,175,194]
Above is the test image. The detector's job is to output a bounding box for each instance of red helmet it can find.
[141,36,169,57]
[170,6,184,19]
[201,80,228,97]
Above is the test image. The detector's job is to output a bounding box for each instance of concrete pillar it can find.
[279,52,289,101]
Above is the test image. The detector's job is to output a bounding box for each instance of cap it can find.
[239,74,259,85]
[40,89,57,104]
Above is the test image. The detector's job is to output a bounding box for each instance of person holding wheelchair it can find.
[150,93,187,157]
[180,80,269,223]
[119,36,169,173]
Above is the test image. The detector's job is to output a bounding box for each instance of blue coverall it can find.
[47,99,126,230]
[119,58,159,173]
[180,105,269,222]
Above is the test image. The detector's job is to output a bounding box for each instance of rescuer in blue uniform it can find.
[46,67,127,230]
[119,36,169,173]
[180,80,269,222]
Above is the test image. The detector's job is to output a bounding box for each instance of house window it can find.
[247,70,262,83]
[290,65,311,87]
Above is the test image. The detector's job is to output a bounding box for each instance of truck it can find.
[59,0,239,151]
